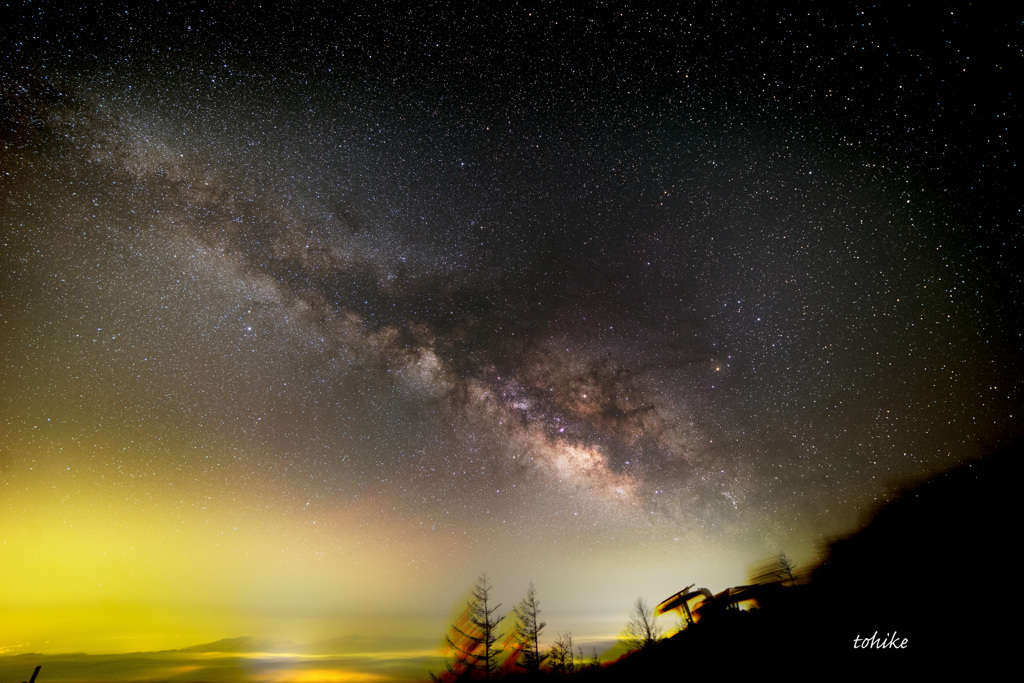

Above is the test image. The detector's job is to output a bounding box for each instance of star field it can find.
[2,0,1020,662]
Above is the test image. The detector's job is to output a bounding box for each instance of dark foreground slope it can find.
[586,442,1017,678]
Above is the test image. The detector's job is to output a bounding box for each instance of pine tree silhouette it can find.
[435,575,504,682]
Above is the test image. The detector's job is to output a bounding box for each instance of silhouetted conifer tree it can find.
[509,582,547,674]
[435,575,504,682]
[547,631,576,675]
[777,551,798,586]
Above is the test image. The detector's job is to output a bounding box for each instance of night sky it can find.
[2,0,1020,672]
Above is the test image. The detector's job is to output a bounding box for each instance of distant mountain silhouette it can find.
[308,635,438,655]
[172,634,438,656]
[175,637,302,654]
[0,635,441,683]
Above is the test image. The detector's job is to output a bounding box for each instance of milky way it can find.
[2,1,1020,660]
